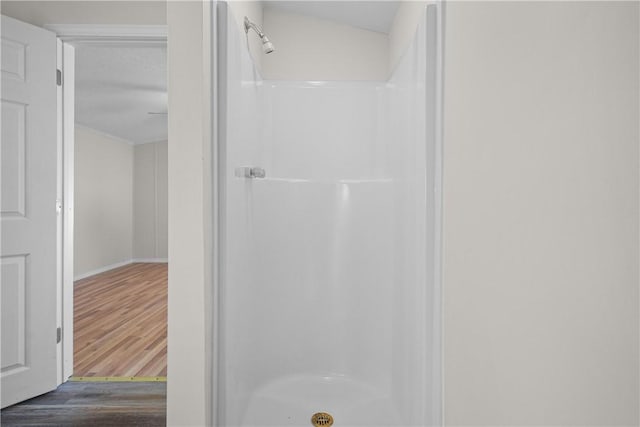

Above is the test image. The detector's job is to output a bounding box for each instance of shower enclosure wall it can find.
[213,3,442,425]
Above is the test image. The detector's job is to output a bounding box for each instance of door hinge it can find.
[57,327,62,344]
[57,69,62,86]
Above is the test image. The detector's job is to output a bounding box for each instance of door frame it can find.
[45,24,168,382]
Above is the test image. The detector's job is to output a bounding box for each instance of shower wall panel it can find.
[262,82,387,181]
[385,7,439,423]
[221,7,266,423]
[218,5,439,426]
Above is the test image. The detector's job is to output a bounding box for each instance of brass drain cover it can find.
[311,412,334,426]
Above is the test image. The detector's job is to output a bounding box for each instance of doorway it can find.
[68,35,168,379]
[70,40,168,379]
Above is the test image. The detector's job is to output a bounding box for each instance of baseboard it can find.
[74,260,133,281]
[74,258,168,281]
[131,258,168,263]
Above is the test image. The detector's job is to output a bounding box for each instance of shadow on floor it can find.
[1,381,166,426]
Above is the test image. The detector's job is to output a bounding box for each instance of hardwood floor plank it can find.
[74,263,167,377]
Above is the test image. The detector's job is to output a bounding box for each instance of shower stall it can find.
[212,2,442,425]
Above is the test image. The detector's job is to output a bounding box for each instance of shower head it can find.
[244,16,275,54]
[262,36,275,54]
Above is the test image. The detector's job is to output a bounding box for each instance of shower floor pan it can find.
[241,374,401,426]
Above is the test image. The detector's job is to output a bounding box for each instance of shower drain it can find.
[311,412,334,426]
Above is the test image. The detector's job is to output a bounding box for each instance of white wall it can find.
[443,2,639,425]
[74,126,133,278]
[75,134,167,278]
[261,8,389,81]
[133,141,168,260]
[166,2,210,425]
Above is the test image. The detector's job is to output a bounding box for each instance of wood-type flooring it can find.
[0,381,166,426]
[74,263,167,377]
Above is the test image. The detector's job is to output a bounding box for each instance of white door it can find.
[1,15,60,408]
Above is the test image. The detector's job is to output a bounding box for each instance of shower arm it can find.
[244,16,275,54]
[244,16,266,39]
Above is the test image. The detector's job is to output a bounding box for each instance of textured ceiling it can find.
[264,1,400,34]
[75,45,167,144]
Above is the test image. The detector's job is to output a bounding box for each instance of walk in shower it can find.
[212,2,442,425]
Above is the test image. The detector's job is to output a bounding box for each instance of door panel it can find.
[0,100,26,217]
[1,14,59,408]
